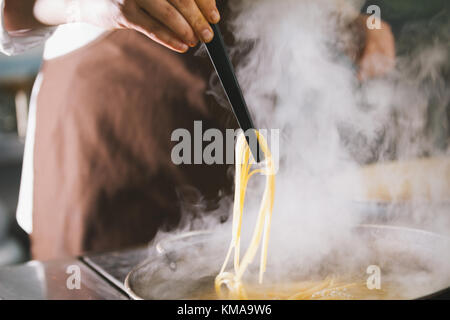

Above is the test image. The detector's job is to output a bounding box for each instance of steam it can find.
[143,0,450,299]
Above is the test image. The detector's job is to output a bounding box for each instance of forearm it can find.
[3,0,221,53]
[3,0,73,31]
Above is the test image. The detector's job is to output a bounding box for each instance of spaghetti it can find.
[214,131,377,300]
[215,131,275,299]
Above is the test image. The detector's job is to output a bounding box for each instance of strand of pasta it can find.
[214,131,362,300]
[215,131,275,299]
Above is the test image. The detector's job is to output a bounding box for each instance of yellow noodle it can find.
[214,131,373,300]
[215,131,275,299]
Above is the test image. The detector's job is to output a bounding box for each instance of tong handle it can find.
[205,23,262,162]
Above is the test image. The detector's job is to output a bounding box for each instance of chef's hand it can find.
[24,0,219,53]
[356,15,396,81]
[74,0,220,52]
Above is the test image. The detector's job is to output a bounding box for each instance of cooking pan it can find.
[124,225,450,300]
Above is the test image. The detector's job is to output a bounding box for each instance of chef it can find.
[0,0,396,260]
[1,0,237,260]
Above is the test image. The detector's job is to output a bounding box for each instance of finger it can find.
[168,0,214,43]
[195,0,220,23]
[138,0,198,47]
[129,10,189,53]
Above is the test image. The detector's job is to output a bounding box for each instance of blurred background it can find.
[0,45,44,266]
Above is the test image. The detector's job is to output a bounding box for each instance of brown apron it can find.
[31,30,237,260]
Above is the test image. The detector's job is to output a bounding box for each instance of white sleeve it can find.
[0,0,56,56]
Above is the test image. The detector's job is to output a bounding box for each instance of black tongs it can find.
[205,23,262,163]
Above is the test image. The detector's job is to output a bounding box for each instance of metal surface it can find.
[353,201,450,235]
[0,259,128,300]
[2,226,449,299]
[82,246,149,294]
[205,23,262,162]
